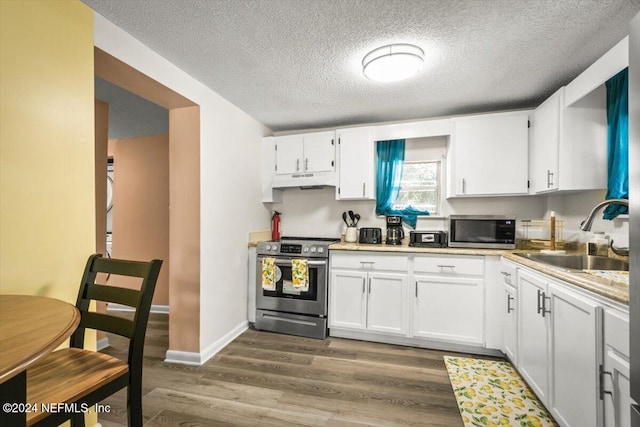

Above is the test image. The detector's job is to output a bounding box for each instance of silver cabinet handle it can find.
[305,158,309,171]
[461,178,466,194]
[295,158,300,172]
[547,170,554,188]
[362,277,366,294]
[360,261,375,267]
[362,182,366,197]
[415,281,418,298]
[542,293,551,317]
[599,365,613,400]
[437,264,455,270]
[368,277,372,294]
[507,294,514,313]
[500,271,512,278]
[537,289,543,314]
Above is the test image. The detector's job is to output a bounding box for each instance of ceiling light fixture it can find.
[362,43,425,83]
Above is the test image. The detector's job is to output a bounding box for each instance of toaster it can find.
[409,231,448,247]
[359,227,382,244]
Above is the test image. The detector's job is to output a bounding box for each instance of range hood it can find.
[271,171,337,189]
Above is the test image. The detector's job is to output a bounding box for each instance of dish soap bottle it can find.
[588,232,609,256]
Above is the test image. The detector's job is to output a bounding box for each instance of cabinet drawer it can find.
[414,255,484,276]
[330,252,409,271]
[604,308,629,357]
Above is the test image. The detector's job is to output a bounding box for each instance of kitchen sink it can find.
[514,253,629,271]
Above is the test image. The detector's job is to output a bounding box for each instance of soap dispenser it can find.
[588,231,609,256]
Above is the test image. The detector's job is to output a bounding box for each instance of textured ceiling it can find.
[82,0,640,132]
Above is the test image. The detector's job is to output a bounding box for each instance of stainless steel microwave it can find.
[448,215,516,249]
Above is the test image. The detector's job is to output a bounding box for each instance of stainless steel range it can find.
[255,237,339,339]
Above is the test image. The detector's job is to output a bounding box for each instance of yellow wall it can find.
[0,0,95,303]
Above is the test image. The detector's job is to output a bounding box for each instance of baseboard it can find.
[96,337,110,351]
[329,328,505,358]
[164,320,248,366]
[107,303,169,314]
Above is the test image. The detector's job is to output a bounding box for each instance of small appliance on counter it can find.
[385,215,405,245]
[409,231,447,247]
[448,215,516,249]
[359,227,382,244]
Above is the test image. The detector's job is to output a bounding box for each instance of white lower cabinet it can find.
[503,283,517,362]
[547,282,601,427]
[329,269,367,330]
[411,254,485,345]
[514,264,623,427]
[518,270,550,403]
[329,252,408,336]
[367,272,407,335]
[412,275,484,345]
[603,308,631,427]
[499,260,518,361]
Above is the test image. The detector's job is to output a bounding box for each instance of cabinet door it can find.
[603,349,631,427]
[303,132,335,173]
[530,88,561,193]
[412,275,484,345]
[451,112,529,196]
[275,135,304,175]
[329,270,367,330]
[517,270,549,404]
[503,284,517,362]
[367,272,407,335]
[336,127,375,200]
[547,282,601,427]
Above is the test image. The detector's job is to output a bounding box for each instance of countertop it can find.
[329,240,520,256]
[329,239,629,305]
[502,252,628,305]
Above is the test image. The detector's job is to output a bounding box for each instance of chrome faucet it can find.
[580,198,629,256]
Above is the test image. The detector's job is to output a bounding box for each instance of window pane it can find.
[391,161,440,214]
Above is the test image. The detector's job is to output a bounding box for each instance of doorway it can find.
[94,47,201,356]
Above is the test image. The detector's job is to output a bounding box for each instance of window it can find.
[392,160,441,215]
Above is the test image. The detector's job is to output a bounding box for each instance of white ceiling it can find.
[82,0,640,132]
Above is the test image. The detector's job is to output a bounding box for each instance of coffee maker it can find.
[385,215,405,245]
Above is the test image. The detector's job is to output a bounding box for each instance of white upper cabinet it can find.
[274,135,304,175]
[274,131,335,175]
[529,86,608,194]
[336,127,375,200]
[448,111,530,197]
[302,132,336,173]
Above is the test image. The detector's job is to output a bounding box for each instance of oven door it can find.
[256,256,327,316]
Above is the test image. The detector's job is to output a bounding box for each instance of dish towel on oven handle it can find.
[292,258,309,291]
[261,257,276,291]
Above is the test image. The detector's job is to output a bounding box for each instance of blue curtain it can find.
[375,139,429,228]
[603,68,629,219]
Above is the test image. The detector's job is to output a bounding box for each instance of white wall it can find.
[545,190,629,246]
[94,13,271,358]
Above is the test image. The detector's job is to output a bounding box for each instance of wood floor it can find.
[98,313,477,426]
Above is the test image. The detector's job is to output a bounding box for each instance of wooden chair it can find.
[26,254,162,427]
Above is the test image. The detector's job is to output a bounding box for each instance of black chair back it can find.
[70,254,162,376]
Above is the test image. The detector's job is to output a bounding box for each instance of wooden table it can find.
[0,294,80,426]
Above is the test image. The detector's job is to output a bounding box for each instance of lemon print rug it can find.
[443,356,558,427]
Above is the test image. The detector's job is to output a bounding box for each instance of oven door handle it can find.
[257,257,327,267]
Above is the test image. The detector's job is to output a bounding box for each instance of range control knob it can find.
[303,247,309,253]
[317,247,324,254]
[310,247,317,253]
